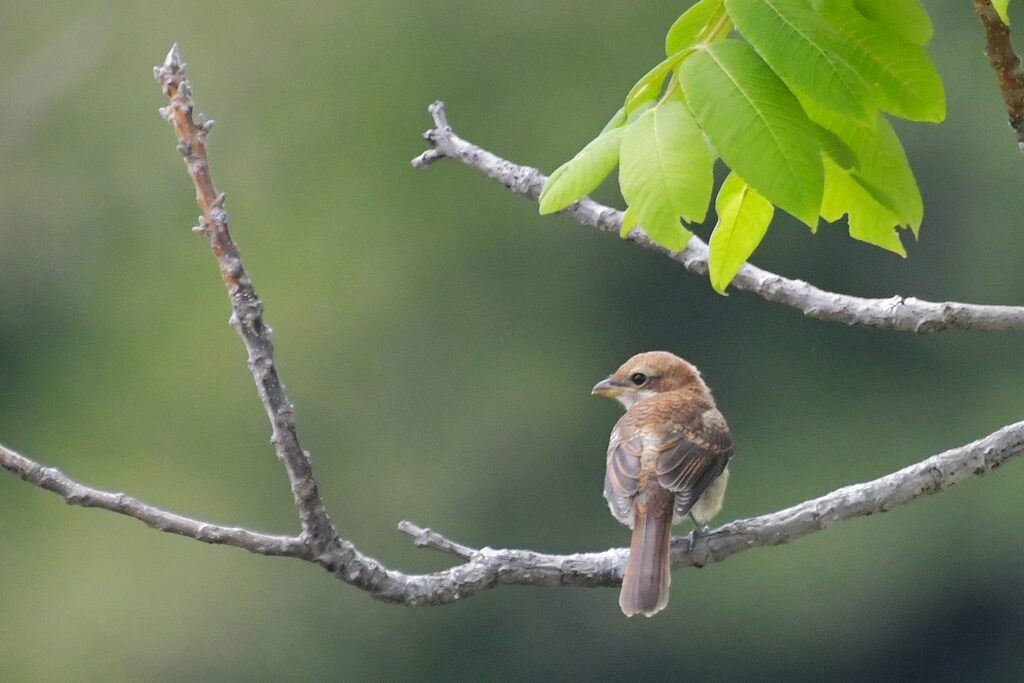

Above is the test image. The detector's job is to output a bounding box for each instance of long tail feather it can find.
[619,504,672,617]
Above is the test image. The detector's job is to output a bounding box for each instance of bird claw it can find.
[687,513,710,562]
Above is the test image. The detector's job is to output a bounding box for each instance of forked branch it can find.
[1,44,1022,609]
[2,416,1022,605]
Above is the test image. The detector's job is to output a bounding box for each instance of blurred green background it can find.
[2,1,1023,680]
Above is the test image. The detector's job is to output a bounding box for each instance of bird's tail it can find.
[619,503,672,617]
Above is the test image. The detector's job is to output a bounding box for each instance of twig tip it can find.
[164,43,182,68]
[396,520,421,536]
[427,100,449,129]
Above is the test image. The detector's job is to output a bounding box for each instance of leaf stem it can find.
[700,11,732,48]
[655,11,731,108]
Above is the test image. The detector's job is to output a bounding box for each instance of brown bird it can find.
[592,351,733,617]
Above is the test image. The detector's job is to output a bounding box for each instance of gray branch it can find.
[411,101,1024,334]
[322,418,1024,604]
[0,443,308,558]
[153,45,337,547]
[3,418,1022,605]
[2,48,1023,611]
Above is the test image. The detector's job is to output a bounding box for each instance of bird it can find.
[592,351,733,617]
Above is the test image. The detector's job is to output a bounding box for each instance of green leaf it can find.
[627,100,656,123]
[821,157,906,255]
[624,81,662,116]
[993,0,1011,25]
[812,123,858,170]
[679,40,823,228]
[539,127,625,215]
[599,107,627,135]
[620,205,639,238]
[852,0,933,44]
[802,97,922,233]
[618,97,714,251]
[666,0,732,55]
[708,172,774,293]
[816,0,945,122]
[625,52,689,115]
[724,0,873,119]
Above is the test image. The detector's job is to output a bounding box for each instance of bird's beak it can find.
[591,376,624,397]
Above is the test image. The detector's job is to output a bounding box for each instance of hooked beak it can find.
[591,376,626,397]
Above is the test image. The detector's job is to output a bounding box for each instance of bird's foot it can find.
[687,513,710,561]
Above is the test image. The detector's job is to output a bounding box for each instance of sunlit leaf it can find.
[725,0,874,119]
[539,127,625,215]
[620,205,639,238]
[708,172,774,293]
[665,0,732,55]
[816,0,945,122]
[625,52,689,115]
[993,0,1012,25]
[679,39,823,228]
[813,123,859,170]
[852,0,933,44]
[599,107,627,135]
[821,157,906,255]
[802,97,922,233]
[618,96,714,250]
[627,100,656,123]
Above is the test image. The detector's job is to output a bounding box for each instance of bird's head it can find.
[591,351,707,409]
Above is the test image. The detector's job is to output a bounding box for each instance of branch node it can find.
[397,520,477,560]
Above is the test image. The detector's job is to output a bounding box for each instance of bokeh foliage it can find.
[1,1,1023,680]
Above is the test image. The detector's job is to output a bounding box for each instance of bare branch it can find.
[975,0,1024,152]
[397,520,478,560]
[321,418,1024,604]
[412,101,1024,334]
[0,443,309,558]
[5,418,1021,605]
[3,48,1022,613]
[153,44,337,546]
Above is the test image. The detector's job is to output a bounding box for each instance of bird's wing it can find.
[654,404,733,518]
[604,427,642,526]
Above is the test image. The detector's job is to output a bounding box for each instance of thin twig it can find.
[397,520,478,560]
[411,101,1024,334]
[153,45,337,547]
[0,443,309,558]
[975,0,1024,152]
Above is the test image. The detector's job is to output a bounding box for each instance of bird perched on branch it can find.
[592,351,733,617]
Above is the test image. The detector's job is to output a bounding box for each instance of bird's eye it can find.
[630,372,647,386]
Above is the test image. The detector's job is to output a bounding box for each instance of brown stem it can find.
[153,44,337,547]
[975,0,1024,151]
